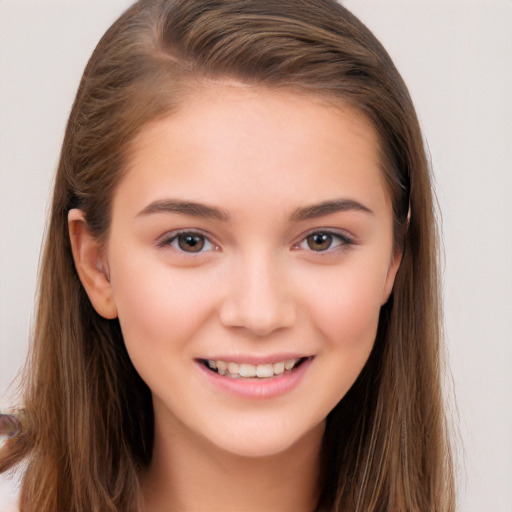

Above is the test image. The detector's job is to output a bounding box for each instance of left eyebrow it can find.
[289,198,374,222]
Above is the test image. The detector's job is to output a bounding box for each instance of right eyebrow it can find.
[136,199,231,222]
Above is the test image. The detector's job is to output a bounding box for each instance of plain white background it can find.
[0,1,511,510]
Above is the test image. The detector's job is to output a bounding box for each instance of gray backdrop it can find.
[1,1,511,510]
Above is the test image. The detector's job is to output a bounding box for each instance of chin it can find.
[206,420,325,460]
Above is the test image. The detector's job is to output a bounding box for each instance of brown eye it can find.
[306,233,333,251]
[177,233,206,252]
[157,230,216,253]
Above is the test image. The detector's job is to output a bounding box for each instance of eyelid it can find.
[156,228,219,252]
[292,228,355,252]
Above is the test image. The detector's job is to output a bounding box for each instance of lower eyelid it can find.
[156,230,353,252]
[295,231,354,251]
[156,231,216,251]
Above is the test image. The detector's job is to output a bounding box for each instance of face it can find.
[101,85,400,458]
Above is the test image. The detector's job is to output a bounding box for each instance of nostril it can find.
[218,263,297,335]
[219,298,296,336]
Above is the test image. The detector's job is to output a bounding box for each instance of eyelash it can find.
[156,230,218,253]
[293,230,354,253]
[157,229,354,255]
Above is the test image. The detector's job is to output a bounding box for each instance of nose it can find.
[219,253,296,337]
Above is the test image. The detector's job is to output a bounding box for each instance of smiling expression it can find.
[102,84,400,458]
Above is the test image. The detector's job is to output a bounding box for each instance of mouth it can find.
[199,357,310,379]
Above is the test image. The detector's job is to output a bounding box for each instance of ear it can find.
[381,250,403,305]
[68,209,118,319]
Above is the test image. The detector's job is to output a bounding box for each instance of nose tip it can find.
[220,303,296,337]
[220,300,296,337]
[219,263,296,336]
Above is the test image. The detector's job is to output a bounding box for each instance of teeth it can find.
[216,360,227,375]
[256,364,274,378]
[205,358,302,378]
[284,360,296,370]
[273,361,285,375]
[227,362,239,374]
[239,364,257,378]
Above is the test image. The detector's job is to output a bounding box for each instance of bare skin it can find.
[69,83,399,511]
[141,413,324,512]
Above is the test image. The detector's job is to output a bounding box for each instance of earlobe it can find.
[68,209,118,319]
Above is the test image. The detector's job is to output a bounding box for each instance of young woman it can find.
[0,0,455,510]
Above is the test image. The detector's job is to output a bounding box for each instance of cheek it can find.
[108,254,219,356]
[307,271,383,407]
[303,262,385,350]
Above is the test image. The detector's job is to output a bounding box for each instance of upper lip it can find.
[196,354,312,365]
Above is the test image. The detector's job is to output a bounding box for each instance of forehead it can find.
[128,81,381,159]
[118,84,390,218]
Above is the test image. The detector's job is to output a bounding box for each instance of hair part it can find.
[1,1,455,510]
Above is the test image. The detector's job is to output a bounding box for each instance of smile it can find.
[202,357,308,379]
[197,356,314,399]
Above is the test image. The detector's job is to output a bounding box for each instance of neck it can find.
[140,418,324,512]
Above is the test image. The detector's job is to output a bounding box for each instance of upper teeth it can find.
[206,358,301,378]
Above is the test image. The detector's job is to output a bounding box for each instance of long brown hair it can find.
[0,1,455,510]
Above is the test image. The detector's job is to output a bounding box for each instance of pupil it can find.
[178,234,204,252]
[308,233,332,251]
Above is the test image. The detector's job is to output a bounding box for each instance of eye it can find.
[158,231,217,253]
[296,231,353,252]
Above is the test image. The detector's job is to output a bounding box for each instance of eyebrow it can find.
[137,199,231,221]
[290,198,374,221]
[137,197,373,222]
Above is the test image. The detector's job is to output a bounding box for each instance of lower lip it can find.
[197,358,313,400]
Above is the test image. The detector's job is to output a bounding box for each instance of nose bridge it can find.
[219,248,296,336]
